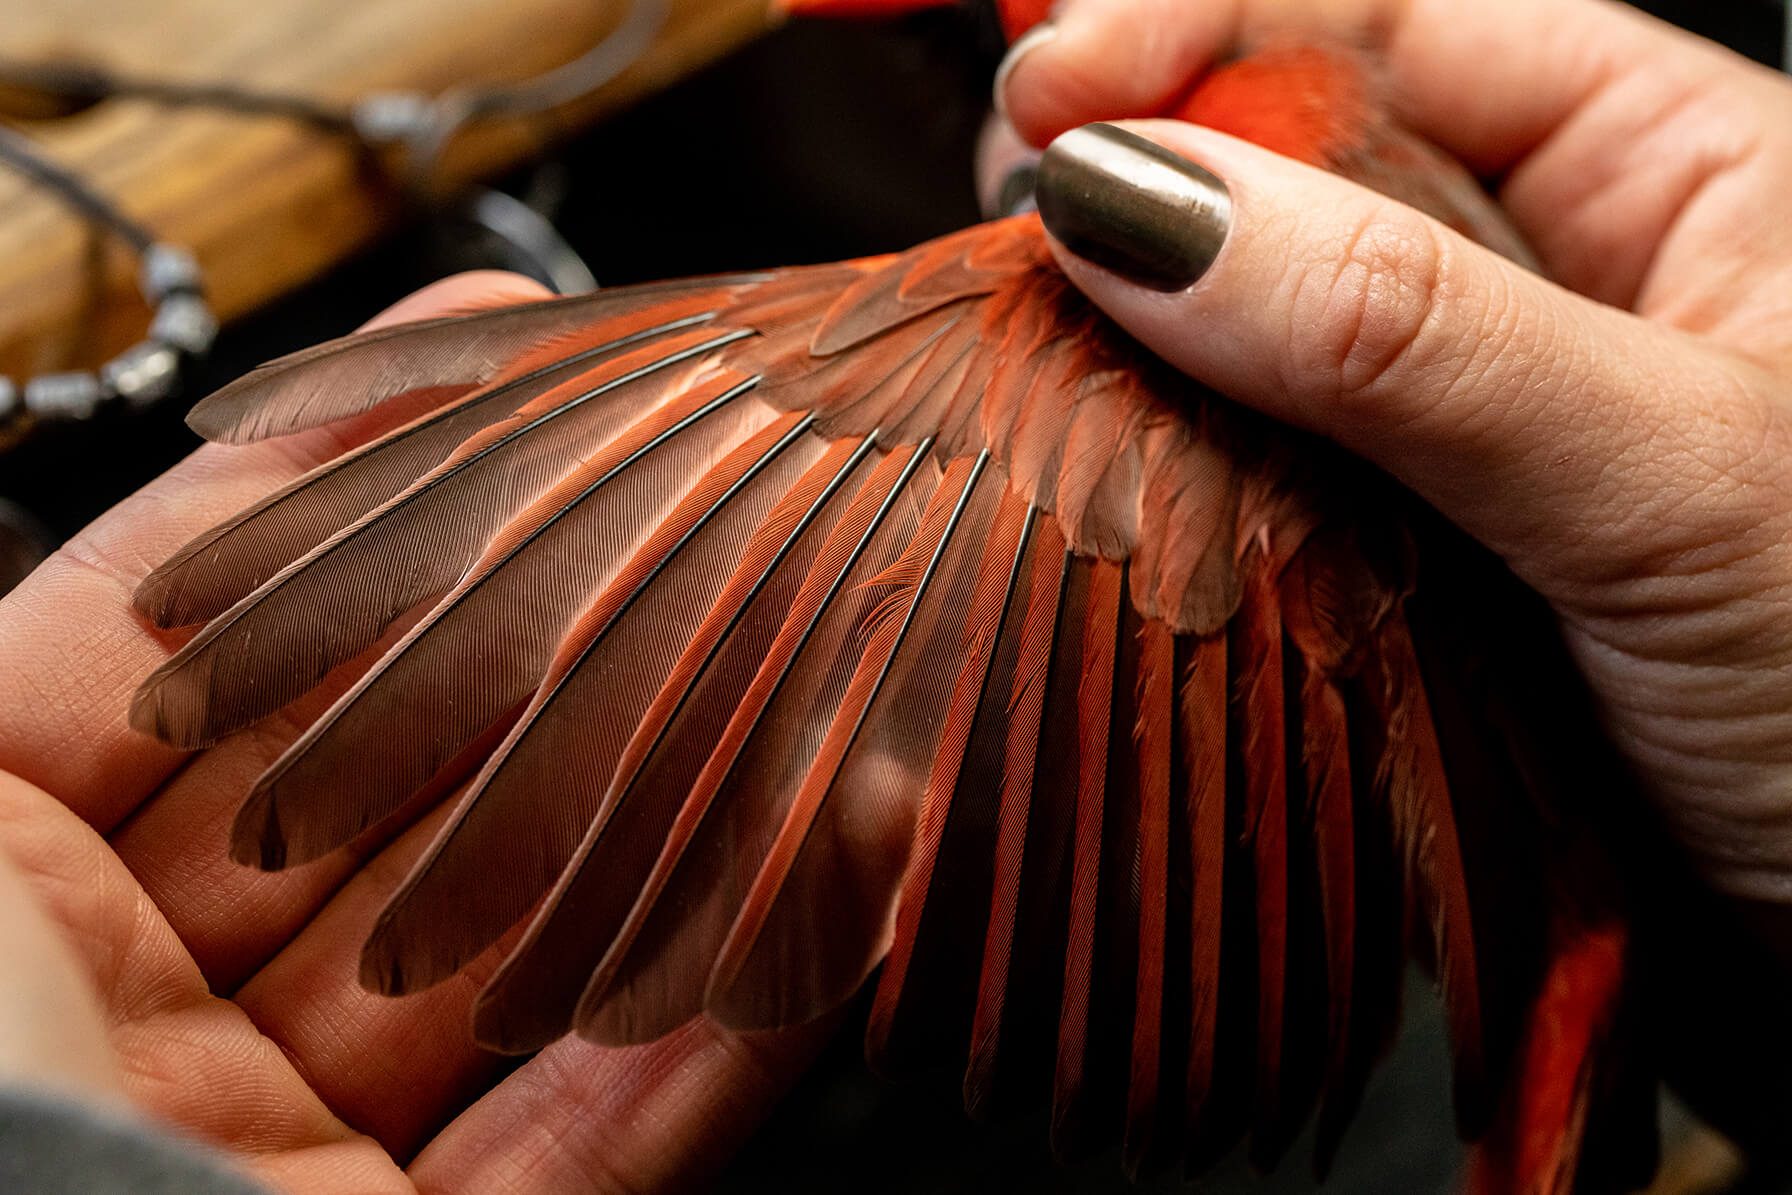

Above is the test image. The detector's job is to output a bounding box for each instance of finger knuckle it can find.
[1626,371,1792,587]
[1282,207,1455,415]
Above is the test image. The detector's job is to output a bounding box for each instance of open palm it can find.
[0,275,829,1194]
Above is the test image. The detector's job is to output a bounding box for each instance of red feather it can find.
[123,36,1655,1188]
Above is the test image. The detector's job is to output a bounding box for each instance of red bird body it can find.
[131,8,1654,1190]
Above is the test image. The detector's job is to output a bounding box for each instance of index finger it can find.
[1001,0,1792,308]
[0,272,550,831]
[1004,0,1753,166]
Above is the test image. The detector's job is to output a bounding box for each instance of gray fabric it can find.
[0,1087,268,1195]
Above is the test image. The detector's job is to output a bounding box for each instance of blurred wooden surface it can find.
[0,0,772,377]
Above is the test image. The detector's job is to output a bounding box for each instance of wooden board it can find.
[0,0,774,378]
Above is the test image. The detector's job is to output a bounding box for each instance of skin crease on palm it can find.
[0,0,1789,1189]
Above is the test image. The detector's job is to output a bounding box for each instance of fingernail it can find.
[1036,123,1232,292]
[993,163,1039,217]
[993,22,1057,127]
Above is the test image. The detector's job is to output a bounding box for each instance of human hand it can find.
[0,273,831,1193]
[1001,0,1792,907]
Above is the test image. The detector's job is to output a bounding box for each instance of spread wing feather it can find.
[858,477,1034,1070]
[235,370,776,872]
[133,326,748,748]
[710,461,1026,1030]
[576,442,939,1046]
[961,524,1074,1118]
[1123,619,1176,1176]
[357,408,817,993]
[135,316,714,629]
[133,211,1601,1179]
[186,278,761,444]
[473,435,879,1053]
[1046,558,1125,1160]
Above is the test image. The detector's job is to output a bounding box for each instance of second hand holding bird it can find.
[1007,0,1792,909]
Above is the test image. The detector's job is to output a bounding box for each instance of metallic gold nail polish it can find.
[1035,123,1232,292]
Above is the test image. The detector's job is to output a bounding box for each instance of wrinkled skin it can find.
[1004,0,1792,909]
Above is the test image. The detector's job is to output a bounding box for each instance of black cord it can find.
[0,124,156,252]
[0,0,666,310]
[0,60,357,132]
[0,0,668,172]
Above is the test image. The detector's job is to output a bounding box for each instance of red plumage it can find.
[126,18,1654,1191]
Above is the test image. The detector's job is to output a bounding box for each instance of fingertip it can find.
[0,796,127,1107]
[1000,23,1138,148]
[995,0,1236,146]
[993,23,1061,143]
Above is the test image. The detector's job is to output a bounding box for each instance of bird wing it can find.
[135,213,1553,1173]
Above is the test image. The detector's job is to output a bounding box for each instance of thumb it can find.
[0,797,122,1106]
[1033,121,1790,620]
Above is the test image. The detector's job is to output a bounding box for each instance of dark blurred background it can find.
[0,1,1787,1190]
